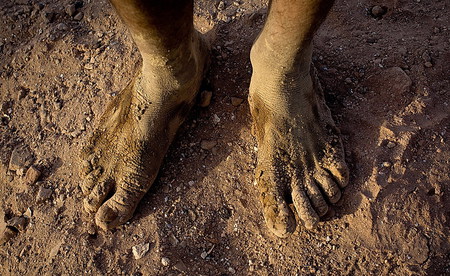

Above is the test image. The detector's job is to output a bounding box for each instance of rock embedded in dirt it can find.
[173,260,188,272]
[230,96,244,106]
[201,140,217,150]
[132,243,149,259]
[424,61,433,68]
[73,12,84,21]
[9,145,34,172]
[36,187,52,202]
[199,90,212,107]
[66,4,76,17]
[7,216,27,232]
[387,141,396,148]
[161,257,170,266]
[371,6,386,18]
[23,165,41,185]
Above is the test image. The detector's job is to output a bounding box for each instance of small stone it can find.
[213,114,220,124]
[228,267,236,274]
[16,167,26,177]
[424,62,433,68]
[0,227,17,245]
[56,23,68,31]
[132,243,150,259]
[7,217,27,231]
[371,6,386,18]
[200,252,208,259]
[23,165,41,185]
[49,241,64,260]
[382,161,391,167]
[161,257,170,266]
[9,145,34,171]
[326,236,331,242]
[73,11,84,21]
[36,187,52,202]
[387,141,396,148]
[230,97,244,106]
[23,208,32,218]
[200,140,217,150]
[199,90,212,107]
[345,78,352,84]
[66,4,76,17]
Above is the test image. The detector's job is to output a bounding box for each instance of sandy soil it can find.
[1,0,449,275]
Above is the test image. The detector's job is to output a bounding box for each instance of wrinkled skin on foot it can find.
[249,45,349,238]
[79,35,207,230]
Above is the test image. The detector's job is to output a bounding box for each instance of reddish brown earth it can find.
[0,0,449,275]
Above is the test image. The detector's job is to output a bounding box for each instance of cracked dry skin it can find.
[79,33,208,230]
[249,42,349,238]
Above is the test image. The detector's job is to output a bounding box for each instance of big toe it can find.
[95,198,134,230]
[263,202,296,238]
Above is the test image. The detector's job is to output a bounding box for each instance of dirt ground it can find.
[0,0,449,275]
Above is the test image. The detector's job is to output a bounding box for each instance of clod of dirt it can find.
[199,90,213,107]
[0,227,18,245]
[370,6,387,19]
[231,96,244,106]
[200,140,217,150]
[36,186,52,202]
[8,145,34,172]
[132,243,150,260]
[23,165,41,185]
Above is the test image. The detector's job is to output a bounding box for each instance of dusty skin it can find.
[1,0,449,274]
[80,0,348,236]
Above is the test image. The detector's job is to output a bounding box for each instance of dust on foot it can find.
[79,37,208,231]
[249,66,349,238]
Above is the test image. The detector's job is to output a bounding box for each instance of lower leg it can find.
[80,0,208,230]
[249,0,349,237]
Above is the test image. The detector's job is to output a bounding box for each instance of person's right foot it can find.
[79,33,208,230]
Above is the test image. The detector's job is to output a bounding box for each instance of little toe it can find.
[83,179,114,214]
[291,184,320,229]
[314,170,342,204]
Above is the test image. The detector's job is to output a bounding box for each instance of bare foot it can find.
[79,34,208,230]
[249,43,349,238]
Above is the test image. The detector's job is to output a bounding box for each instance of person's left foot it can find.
[249,42,349,237]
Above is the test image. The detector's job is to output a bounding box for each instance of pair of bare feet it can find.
[80,1,348,238]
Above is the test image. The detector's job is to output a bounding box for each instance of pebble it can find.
[200,140,217,150]
[9,145,34,172]
[7,217,27,231]
[84,63,94,70]
[230,97,244,106]
[371,6,386,18]
[199,90,212,107]
[23,165,41,185]
[387,141,396,148]
[66,4,76,17]
[36,187,52,202]
[213,114,220,124]
[424,62,433,68]
[382,161,392,167]
[56,23,68,31]
[132,243,149,259]
[345,78,352,84]
[161,257,170,266]
[228,267,236,274]
[73,11,84,21]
